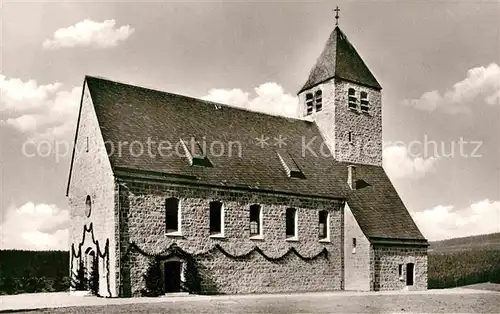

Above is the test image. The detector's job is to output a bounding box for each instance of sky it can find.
[0,1,499,250]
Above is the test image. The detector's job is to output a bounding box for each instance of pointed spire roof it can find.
[299,26,381,93]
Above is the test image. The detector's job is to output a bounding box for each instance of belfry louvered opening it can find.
[277,151,305,179]
[180,138,213,167]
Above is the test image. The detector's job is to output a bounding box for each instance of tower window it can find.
[348,131,353,143]
[315,90,322,112]
[249,204,262,237]
[166,198,181,234]
[209,201,224,236]
[305,93,313,115]
[352,237,357,253]
[285,208,297,239]
[348,88,357,110]
[360,91,369,112]
[318,210,329,240]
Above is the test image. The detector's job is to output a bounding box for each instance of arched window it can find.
[285,208,297,239]
[249,204,262,237]
[305,93,313,115]
[315,90,323,112]
[360,91,369,112]
[85,195,92,217]
[348,88,357,110]
[166,198,180,233]
[84,248,96,292]
[318,210,329,240]
[209,201,224,236]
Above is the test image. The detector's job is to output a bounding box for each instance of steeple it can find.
[298,26,381,94]
[297,22,383,166]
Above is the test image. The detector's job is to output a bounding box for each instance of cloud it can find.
[0,202,69,250]
[202,82,299,118]
[0,75,62,111]
[0,74,80,141]
[43,19,134,50]
[383,144,438,179]
[412,199,500,241]
[402,63,500,113]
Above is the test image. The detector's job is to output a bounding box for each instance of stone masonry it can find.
[298,78,382,166]
[343,202,371,291]
[67,83,119,297]
[118,178,344,296]
[373,246,428,291]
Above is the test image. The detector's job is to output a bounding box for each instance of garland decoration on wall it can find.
[124,241,328,262]
[125,241,328,296]
[70,223,112,297]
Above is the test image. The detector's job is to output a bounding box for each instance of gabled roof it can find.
[74,76,425,243]
[298,26,381,93]
[85,76,348,199]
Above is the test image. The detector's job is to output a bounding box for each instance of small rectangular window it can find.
[352,237,357,253]
[315,90,322,112]
[166,198,180,233]
[286,208,297,239]
[209,201,223,235]
[319,210,328,240]
[249,204,261,237]
[348,88,357,110]
[348,132,353,143]
[398,264,403,280]
[306,93,313,115]
[360,91,369,112]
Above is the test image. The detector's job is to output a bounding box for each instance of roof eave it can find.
[369,237,429,247]
[297,75,382,95]
[65,78,87,197]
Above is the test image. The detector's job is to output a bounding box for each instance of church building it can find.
[67,21,428,297]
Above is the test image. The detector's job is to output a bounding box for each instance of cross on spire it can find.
[334,6,340,26]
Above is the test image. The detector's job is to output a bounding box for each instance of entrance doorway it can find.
[406,263,414,286]
[164,261,182,293]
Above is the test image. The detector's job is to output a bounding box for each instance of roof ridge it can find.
[85,75,310,124]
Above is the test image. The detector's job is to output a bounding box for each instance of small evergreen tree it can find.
[89,257,99,295]
[142,259,163,297]
[70,259,87,291]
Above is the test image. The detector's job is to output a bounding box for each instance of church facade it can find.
[67,25,428,298]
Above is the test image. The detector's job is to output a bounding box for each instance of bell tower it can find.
[297,20,383,166]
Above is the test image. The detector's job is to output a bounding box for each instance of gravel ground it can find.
[12,292,500,313]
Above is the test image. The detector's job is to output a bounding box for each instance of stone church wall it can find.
[297,78,382,166]
[343,202,372,291]
[334,80,382,166]
[118,179,344,296]
[67,82,119,297]
[373,246,427,291]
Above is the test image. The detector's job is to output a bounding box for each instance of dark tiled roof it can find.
[299,27,382,93]
[83,76,424,242]
[346,165,426,241]
[86,76,348,199]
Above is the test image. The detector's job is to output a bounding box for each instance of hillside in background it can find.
[429,233,500,252]
[428,232,500,289]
